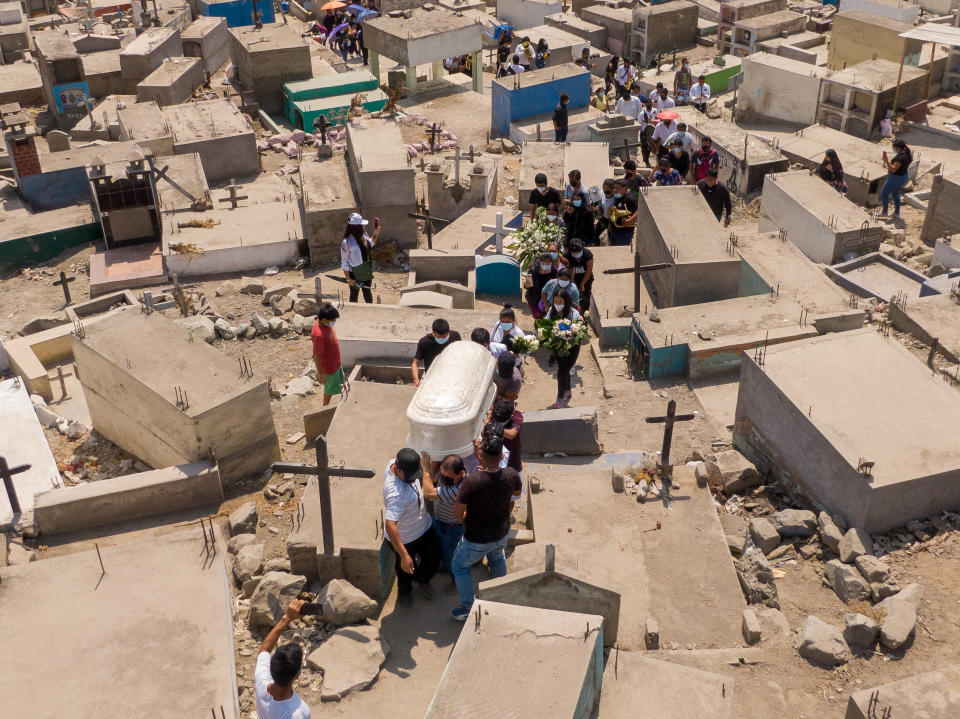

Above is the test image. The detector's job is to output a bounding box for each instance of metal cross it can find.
[218,178,248,209]
[0,454,31,516]
[645,399,696,491]
[428,122,441,152]
[313,113,330,145]
[272,435,375,555]
[481,211,511,253]
[53,271,76,305]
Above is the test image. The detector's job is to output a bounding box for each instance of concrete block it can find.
[478,546,621,645]
[407,249,477,283]
[33,462,222,536]
[400,280,475,310]
[303,404,337,443]
[742,608,761,644]
[523,406,601,456]
[844,665,960,719]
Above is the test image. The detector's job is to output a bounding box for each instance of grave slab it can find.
[0,378,62,529]
[826,252,929,302]
[425,600,604,718]
[888,292,960,364]
[398,290,454,309]
[0,527,238,717]
[845,665,960,719]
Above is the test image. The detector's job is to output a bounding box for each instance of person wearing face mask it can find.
[553,93,570,143]
[566,239,594,312]
[411,318,461,387]
[419,452,466,583]
[593,178,616,243]
[525,251,557,319]
[651,115,676,158]
[666,122,696,156]
[689,75,710,113]
[615,86,642,122]
[654,88,675,112]
[544,202,566,228]
[608,178,638,246]
[564,169,583,200]
[665,139,689,178]
[383,447,441,608]
[528,172,563,219]
[545,289,583,408]
[674,57,692,99]
[491,305,525,349]
[542,266,581,311]
[690,135,719,183]
[563,189,595,244]
[311,303,342,407]
[622,160,650,199]
[638,100,657,166]
[649,155,684,186]
[696,168,732,226]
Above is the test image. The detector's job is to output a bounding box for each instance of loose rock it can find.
[769,509,817,538]
[797,616,850,667]
[877,596,917,650]
[233,544,265,585]
[262,283,294,304]
[240,277,265,294]
[229,501,258,536]
[736,548,780,608]
[285,376,316,396]
[854,555,891,583]
[215,280,236,296]
[228,533,258,555]
[7,542,36,565]
[824,559,872,603]
[249,572,308,629]
[706,449,761,495]
[742,608,761,645]
[250,314,270,336]
[214,318,236,340]
[268,317,286,335]
[264,557,291,573]
[320,579,379,625]
[173,315,216,344]
[839,527,872,563]
[843,613,879,648]
[306,623,389,701]
[749,518,780,555]
[817,512,843,553]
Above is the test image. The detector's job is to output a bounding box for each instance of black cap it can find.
[395,448,422,483]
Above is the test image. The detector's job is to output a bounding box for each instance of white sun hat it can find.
[348,212,368,225]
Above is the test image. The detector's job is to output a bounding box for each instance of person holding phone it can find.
[878,139,912,220]
[256,600,311,719]
[340,212,380,303]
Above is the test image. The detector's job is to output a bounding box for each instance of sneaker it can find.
[397,592,413,608]
[891,212,900,219]
[418,581,435,600]
[451,605,471,621]
[876,212,888,218]
[551,400,564,409]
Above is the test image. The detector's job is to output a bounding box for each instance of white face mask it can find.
[558,279,570,287]
[554,303,564,311]
[537,186,548,194]
[546,214,557,222]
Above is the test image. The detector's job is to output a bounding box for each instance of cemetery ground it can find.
[2,226,959,717]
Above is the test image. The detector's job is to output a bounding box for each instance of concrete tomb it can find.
[758,170,883,264]
[738,52,828,126]
[136,56,204,107]
[0,62,44,107]
[544,12,607,48]
[635,186,742,308]
[425,151,500,224]
[844,664,960,719]
[921,170,960,245]
[119,27,183,84]
[425,601,604,718]
[827,10,921,71]
[0,527,238,717]
[72,311,280,484]
[199,0,276,27]
[497,0,562,30]
[825,252,930,302]
[181,16,232,75]
[282,70,385,130]
[0,378,62,530]
[301,152,358,262]
[888,292,960,364]
[581,4,633,58]
[631,1,699,67]
[494,64,600,143]
[734,330,960,533]
[478,544,621,645]
[229,23,312,114]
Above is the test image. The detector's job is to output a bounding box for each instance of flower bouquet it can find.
[536,318,589,357]
[509,334,540,355]
[508,206,566,271]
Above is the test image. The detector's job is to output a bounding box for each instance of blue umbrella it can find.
[327,22,348,46]
[346,4,378,20]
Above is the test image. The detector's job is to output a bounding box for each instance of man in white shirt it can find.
[653,87,675,111]
[651,116,677,158]
[509,55,525,74]
[383,447,441,607]
[514,38,534,67]
[666,122,697,156]
[689,75,711,112]
[614,86,642,120]
[255,600,311,719]
[614,59,635,98]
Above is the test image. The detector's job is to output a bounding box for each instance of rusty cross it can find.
[53,271,76,305]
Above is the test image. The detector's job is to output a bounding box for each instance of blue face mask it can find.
[501,322,513,331]
[558,279,570,288]
[571,251,583,259]
[573,200,582,207]
[613,192,622,199]
[540,263,553,272]
[549,252,558,260]
[435,335,448,345]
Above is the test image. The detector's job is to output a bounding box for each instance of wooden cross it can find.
[218,178,248,209]
[313,114,330,145]
[0,454,31,516]
[428,122,441,152]
[272,435,375,555]
[53,271,76,305]
[408,207,452,250]
[645,399,696,490]
[481,211,511,253]
[602,259,673,312]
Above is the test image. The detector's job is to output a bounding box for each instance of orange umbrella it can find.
[657,110,679,120]
[320,0,346,8]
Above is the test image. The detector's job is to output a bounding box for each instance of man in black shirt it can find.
[528,172,563,219]
[411,318,461,386]
[553,93,569,143]
[608,178,638,246]
[696,168,732,226]
[449,433,522,620]
[622,160,650,199]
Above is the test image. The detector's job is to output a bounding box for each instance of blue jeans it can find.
[451,535,508,608]
[880,172,909,214]
[555,128,568,142]
[434,518,464,577]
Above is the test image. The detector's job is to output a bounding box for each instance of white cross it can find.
[481,211,511,253]
[444,146,462,185]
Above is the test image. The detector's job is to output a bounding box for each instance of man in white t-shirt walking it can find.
[383,447,441,607]
[255,600,311,719]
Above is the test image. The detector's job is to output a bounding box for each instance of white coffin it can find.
[406,341,496,460]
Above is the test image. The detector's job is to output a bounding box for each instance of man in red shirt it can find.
[311,303,343,406]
